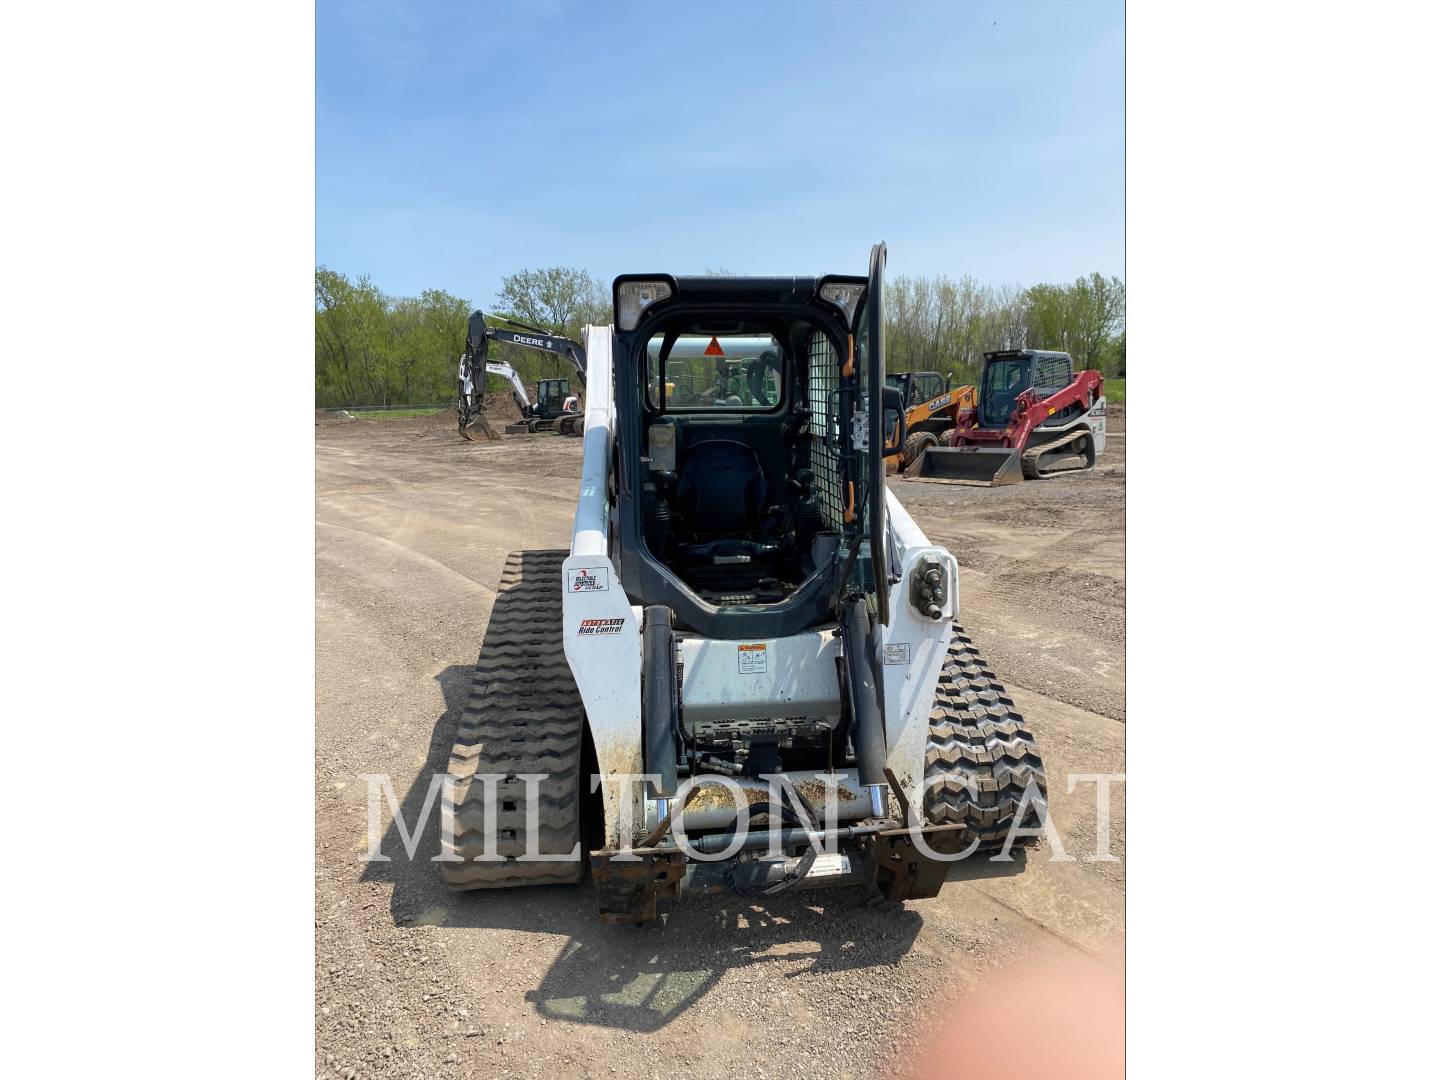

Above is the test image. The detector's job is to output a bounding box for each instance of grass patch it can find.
[1105,377,1125,405]
[354,407,447,420]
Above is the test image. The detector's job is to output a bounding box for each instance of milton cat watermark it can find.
[357,771,1124,865]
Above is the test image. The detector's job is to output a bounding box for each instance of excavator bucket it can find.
[460,412,501,442]
[908,446,1025,486]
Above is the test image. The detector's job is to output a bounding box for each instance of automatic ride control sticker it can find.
[578,618,624,636]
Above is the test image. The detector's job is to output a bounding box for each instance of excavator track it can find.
[924,626,1048,848]
[441,549,587,889]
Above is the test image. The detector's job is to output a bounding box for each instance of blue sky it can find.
[318,0,1123,307]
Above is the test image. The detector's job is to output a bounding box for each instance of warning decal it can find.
[883,643,911,666]
[704,336,725,356]
[737,643,768,674]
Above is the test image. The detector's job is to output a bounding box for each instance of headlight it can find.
[819,282,864,324]
[616,280,673,331]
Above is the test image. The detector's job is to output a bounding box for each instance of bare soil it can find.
[315,406,1124,1079]
[316,395,526,432]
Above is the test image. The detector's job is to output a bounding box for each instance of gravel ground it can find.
[315,405,1125,1079]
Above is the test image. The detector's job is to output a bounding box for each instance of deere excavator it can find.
[457,311,586,441]
[440,244,1048,923]
[909,349,1106,486]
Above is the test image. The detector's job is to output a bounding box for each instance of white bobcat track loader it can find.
[441,244,1047,923]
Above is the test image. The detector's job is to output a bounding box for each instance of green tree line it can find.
[316,266,1124,408]
[315,268,470,407]
[886,271,1125,387]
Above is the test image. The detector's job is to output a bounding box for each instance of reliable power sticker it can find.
[578,618,624,637]
[567,567,609,593]
[883,643,912,666]
[737,643,768,674]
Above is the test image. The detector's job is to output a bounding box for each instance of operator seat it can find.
[673,439,778,565]
[676,439,768,533]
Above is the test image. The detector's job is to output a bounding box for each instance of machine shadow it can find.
[357,664,1017,1033]
[515,892,925,1033]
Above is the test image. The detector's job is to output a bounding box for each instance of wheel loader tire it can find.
[901,430,940,472]
[441,549,587,889]
[923,626,1048,849]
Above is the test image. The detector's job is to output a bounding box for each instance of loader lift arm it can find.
[457,310,588,440]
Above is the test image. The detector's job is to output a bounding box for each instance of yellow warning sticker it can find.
[737,643,767,674]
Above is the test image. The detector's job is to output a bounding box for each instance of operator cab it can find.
[611,261,905,638]
[534,377,571,419]
[639,326,804,606]
[886,370,947,408]
[977,349,1075,428]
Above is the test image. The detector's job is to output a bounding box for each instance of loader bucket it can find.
[909,446,1025,486]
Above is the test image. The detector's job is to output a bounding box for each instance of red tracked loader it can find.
[909,349,1106,486]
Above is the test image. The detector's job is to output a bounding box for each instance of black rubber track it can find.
[1021,428,1095,479]
[923,626,1048,848]
[441,550,587,889]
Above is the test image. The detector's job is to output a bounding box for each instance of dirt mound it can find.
[369,400,521,437]
[479,395,523,425]
[421,398,521,434]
